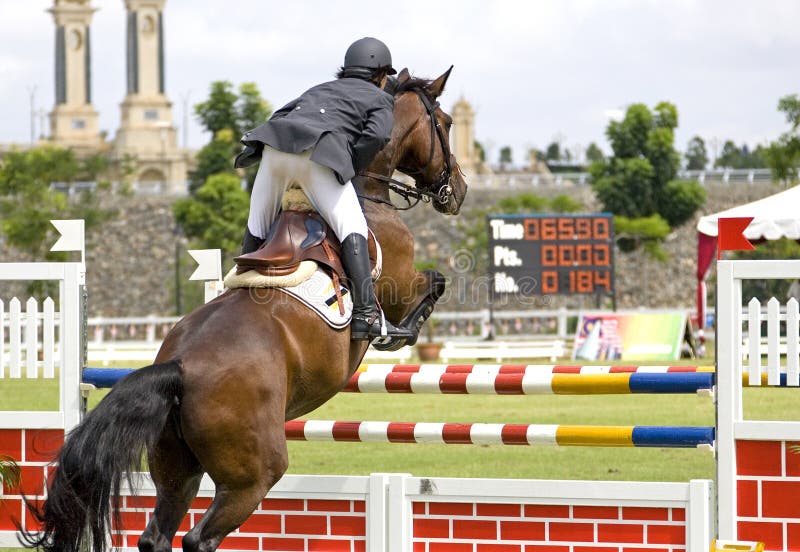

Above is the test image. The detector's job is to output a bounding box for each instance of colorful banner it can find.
[573,311,688,361]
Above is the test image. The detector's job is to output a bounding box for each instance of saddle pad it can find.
[225,264,352,329]
[276,268,352,329]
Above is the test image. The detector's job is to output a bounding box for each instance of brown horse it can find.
[21,68,467,552]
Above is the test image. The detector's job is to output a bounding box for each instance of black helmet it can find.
[343,37,396,75]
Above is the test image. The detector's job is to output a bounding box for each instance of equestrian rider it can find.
[234,37,414,342]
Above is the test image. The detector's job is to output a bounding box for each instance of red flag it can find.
[717,217,754,259]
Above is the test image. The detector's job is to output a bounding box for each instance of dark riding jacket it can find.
[235,77,394,184]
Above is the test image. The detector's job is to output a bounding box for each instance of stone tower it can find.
[113,0,186,188]
[451,96,479,175]
[48,0,103,150]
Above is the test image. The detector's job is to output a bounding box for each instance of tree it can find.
[585,142,604,163]
[473,140,486,162]
[714,140,768,169]
[498,146,513,170]
[715,140,740,168]
[685,136,708,170]
[0,147,113,262]
[188,129,238,193]
[764,94,800,184]
[173,173,250,258]
[590,102,705,256]
[191,81,273,193]
[194,81,238,137]
[545,142,561,161]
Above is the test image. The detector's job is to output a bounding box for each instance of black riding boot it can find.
[241,227,266,255]
[341,234,415,341]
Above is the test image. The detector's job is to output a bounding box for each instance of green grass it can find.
[2,360,799,483]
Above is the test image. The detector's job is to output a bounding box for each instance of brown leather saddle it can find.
[234,211,346,281]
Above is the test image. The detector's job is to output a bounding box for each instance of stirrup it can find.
[351,312,414,341]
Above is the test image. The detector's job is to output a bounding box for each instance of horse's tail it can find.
[18,360,183,552]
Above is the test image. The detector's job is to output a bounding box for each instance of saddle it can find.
[234,211,346,282]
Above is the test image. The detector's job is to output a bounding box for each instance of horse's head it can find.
[381,67,468,215]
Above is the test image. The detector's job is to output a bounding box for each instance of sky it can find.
[1,0,798,166]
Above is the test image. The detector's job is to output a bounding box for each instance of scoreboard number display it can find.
[488,213,615,296]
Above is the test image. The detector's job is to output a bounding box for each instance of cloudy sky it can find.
[1,0,798,166]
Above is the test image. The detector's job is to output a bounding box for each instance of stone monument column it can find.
[451,96,478,175]
[48,0,103,150]
[113,0,186,190]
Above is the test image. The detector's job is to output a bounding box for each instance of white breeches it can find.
[247,146,368,241]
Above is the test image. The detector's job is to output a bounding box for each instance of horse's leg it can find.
[138,425,203,552]
[181,436,287,552]
[180,365,289,552]
[369,205,447,349]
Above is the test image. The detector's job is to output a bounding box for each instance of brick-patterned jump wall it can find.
[1,430,369,550]
[1,427,711,551]
[736,439,800,552]
[0,428,64,537]
[112,496,367,551]
[411,501,688,552]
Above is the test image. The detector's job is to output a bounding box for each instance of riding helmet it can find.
[343,37,397,75]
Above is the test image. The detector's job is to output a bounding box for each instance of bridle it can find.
[360,89,456,210]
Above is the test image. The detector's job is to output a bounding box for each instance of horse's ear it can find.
[397,68,411,84]
[428,65,453,99]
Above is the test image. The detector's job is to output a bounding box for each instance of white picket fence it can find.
[743,296,800,386]
[0,262,83,430]
[1,297,59,379]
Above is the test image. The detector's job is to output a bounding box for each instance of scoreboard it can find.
[488,214,615,296]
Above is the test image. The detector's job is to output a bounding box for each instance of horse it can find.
[21,67,468,552]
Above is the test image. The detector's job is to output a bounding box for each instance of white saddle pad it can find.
[224,264,352,329]
[276,268,352,328]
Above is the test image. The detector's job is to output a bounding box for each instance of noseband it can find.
[360,89,455,209]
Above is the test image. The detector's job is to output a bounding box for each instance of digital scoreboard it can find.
[488,214,615,296]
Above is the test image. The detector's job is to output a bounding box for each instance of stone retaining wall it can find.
[0,182,787,316]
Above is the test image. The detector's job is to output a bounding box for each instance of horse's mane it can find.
[393,77,436,100]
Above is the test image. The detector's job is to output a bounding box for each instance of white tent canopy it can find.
[696,184,800,239]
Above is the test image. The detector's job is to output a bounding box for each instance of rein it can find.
[358,171,440,210]
[359,89,454,211]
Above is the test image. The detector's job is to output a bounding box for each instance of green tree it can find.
[173,173,250,258]
[585,142,604,163]
[590,102,705,257]
[714,141,767,169]
[527,148,544,164]
[545,142,561,161]
[764,94,800,184]
[715,140,740,168]
[189,129,238,193]
[474,140,486,162]
[0,147,113,263]
[237,82,272,133]
[614,215,671,259]
[194,81,238,137]
[191,81,273,193]
[549,194,584,213]
[498,146,513,170]
[685,136,708,170]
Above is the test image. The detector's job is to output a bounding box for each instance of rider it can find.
[234,37,414,342]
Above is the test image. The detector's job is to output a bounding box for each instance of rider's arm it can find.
[352,94,394,172]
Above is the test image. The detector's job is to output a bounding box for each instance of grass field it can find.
[2,360,798,483]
